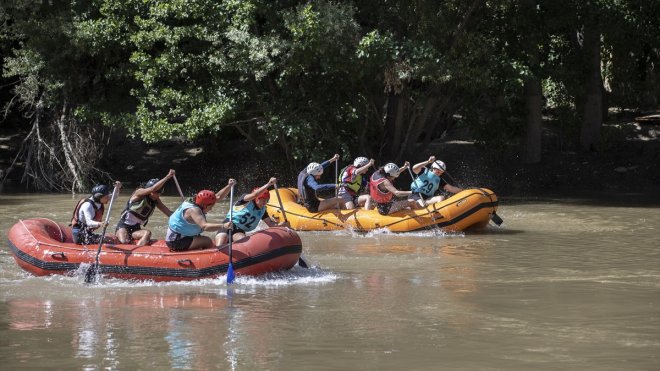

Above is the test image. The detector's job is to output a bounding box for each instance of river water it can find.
[0,193,658,370]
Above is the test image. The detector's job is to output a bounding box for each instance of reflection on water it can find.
[1,193,659,370]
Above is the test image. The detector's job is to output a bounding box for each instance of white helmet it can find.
[384,163,400,177]
[431,160,446,171]
[306,162,323,176]
[354,157,369,167]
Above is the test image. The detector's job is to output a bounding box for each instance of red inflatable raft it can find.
[7,218,303,282]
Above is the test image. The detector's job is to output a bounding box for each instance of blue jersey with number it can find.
[227,195,268,232]
[410,168,443,197]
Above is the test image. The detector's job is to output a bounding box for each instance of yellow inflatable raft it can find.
[266,187,500,232]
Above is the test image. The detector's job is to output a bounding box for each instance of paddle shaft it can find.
[227,184,235,283]
[273,183,309,269]
[85,184,119,283]
[172,174,185,201]
[335,160,340,211]
[442,170,464,189]
[273,183,288,222]
[441,170,501,225]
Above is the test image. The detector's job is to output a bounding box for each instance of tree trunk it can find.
[579,24,603,152]
[56,103,85,192]
[521,0,543,164]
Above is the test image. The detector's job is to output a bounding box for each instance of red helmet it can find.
[195,190,217,208]
[253,188,270,201]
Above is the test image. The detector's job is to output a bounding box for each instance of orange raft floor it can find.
[7,218,302,282]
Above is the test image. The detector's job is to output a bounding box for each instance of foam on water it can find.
[0,263,339,290]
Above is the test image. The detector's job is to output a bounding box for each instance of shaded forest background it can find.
[0,0,658,196]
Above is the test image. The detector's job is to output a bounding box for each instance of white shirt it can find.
[78,199,103,228]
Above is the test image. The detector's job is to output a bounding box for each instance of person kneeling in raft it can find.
[165,179,235,251]
[116,169,176,246]
[297,154,342,213]
[410,156,463,206]
[214,177,289,246]
[338,156,375,210]
[70,181,122,245]
[369,162,417,215]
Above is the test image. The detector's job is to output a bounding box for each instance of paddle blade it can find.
[491,213,503,226]
[298,257,309,269]
[84,263,98,283]
[227,263,235,284]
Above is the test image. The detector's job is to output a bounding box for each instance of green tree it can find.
[1,0,135,191]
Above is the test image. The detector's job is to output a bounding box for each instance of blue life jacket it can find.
[168,201,204,237]
[410,168,442,197]
[227,197,266,232]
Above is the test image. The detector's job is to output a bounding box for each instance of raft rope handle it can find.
[266,198,446,230]
[374,191,484,229]
[35,218,65,242]
[18,219,39,244]
[266,202,345,227]
[266,187,471,230]
[19,219,66,247]
[475,187,502,225]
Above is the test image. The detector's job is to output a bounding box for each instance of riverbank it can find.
[1,113,658,197]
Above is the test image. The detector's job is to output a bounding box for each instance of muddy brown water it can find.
[0,193,659,370]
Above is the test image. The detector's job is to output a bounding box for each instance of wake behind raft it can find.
[266,188,502,232]
[7,218,302,282]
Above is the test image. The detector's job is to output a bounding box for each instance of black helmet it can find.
[144,178,159,188]
[91,184,110,199]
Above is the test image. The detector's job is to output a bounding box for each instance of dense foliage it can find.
[1,0,657,190]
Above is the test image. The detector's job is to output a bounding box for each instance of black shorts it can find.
[304,198,320,213]
[166,236,195,251]
[376,202,393,216]
[115,220,142,235]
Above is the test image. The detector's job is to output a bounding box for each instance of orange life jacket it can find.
[369,172,393,204]
[70,198,104,229]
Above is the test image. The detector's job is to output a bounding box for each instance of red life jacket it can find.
[70,198,104,229]
[369,172,393,204]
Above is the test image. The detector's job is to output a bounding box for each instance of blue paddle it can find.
[226,184,236,284]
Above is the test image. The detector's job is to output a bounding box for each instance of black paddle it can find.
[84,184,119,283]
[442,170,463,189]
[443,170,503,226]
[274,182,309,268]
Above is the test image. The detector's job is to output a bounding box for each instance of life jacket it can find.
[369,172,393,204]
[227,197,266,232]
[410,168,442,197]
[120,194,157,226]
[296,169,308,204]
[338,165,366,196]
[297,170,319,204]
[70,198,104,229]
[167,201,204,237]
